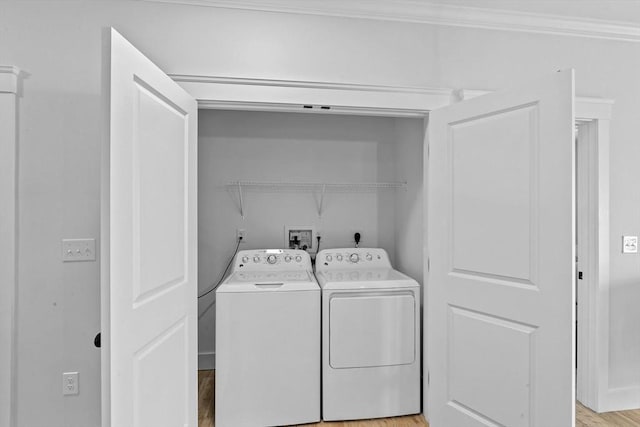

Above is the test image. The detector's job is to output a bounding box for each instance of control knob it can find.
[295,255,302,262]
[349,253,359,263]
[241,256,249,263]
[325,255,333,262]
[267,254,277,264]
[284,255,292,262]
[336,254,343,261]
[253,256,260,263]
[366,253,373,261]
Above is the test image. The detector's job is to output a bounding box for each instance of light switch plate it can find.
[622,236,638,253]
[62,238,96,262]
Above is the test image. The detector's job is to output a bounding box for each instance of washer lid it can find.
[315,268,419,290]
[217,270,319,293]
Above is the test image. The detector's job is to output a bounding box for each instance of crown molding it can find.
[169,73,449,95]
[169,73,453,113]
[141,0,640,42]
[0,66,20,94]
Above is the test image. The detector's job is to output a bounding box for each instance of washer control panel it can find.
[316,248,391,271]
[233,249,311,271]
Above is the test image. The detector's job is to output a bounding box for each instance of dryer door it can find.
[329,291,416,368]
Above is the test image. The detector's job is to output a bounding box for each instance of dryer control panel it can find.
[233,249,312,271]
[316,248,391,271]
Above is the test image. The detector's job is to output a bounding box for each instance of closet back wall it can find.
[197,110,400,365]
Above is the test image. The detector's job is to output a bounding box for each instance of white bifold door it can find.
[102,29,198,427]
[427,70,575,427]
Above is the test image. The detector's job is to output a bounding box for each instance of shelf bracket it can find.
[318,184,326,217]
[238,181,244,219]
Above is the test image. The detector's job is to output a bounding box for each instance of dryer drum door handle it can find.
[94,332,101,348]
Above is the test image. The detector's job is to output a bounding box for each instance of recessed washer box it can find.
[284,225,316,252]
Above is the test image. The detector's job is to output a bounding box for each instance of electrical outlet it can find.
[623,236,638,253]
[62,372,79,395]
[237,229,246,241]
[62,239,96,262]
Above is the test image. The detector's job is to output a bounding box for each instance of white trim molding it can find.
[142,0,640,42]
[198,351,215,370]
[0,65,19,94]
[0,64,20,427]
[170,74,453,115]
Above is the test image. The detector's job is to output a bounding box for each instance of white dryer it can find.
[215,249,320,427]
[315,248,421,421]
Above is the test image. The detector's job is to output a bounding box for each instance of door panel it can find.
[427,70,574,427]
[105,28,198,427]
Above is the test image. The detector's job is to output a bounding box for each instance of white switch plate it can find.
[62,372,79,395]
[62,238,96,262]
[622,236,638,253]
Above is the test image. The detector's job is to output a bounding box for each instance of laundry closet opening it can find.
[195,108,426,416]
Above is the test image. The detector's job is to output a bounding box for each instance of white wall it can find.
[3,1,640,425]
[197,110,422,362]
[393,118,426,286]
[0,67,18,427]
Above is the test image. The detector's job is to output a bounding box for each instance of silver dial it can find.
[366,253,373,261]
[336,254,343,261]
[349,253,359,263]
[267,254,277,264]
[242,256,249,263]
[295,255,302,262]
[325,255,333,262]
[284,255,292,262]
[253,256,260,263]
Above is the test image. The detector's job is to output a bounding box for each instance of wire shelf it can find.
[225,180,407,217]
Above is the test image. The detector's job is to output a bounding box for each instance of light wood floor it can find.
[199,370,640,426]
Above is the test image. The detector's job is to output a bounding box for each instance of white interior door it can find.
[427,70,575,427]
[102,28,198,427]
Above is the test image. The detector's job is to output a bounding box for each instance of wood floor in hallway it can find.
[199,370,640,426]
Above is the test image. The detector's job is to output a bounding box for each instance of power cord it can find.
[311,235,322,267]
[198,236,242,299]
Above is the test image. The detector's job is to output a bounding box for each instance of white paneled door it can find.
[427,70,575,426]
[103,29,198,427]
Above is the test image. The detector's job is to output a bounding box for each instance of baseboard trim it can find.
[198,352,216,370]
[601,386,640,412]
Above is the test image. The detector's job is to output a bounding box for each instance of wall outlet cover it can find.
[622,235,638,253]
[62,372,79,395]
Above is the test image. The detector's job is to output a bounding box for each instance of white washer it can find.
[215,249,320,427]
[315,248,421,421]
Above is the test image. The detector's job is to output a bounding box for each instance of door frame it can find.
[171,74,613,418]
[459,90,615,413]
[0,64,20,427]
[171,73,447,420]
